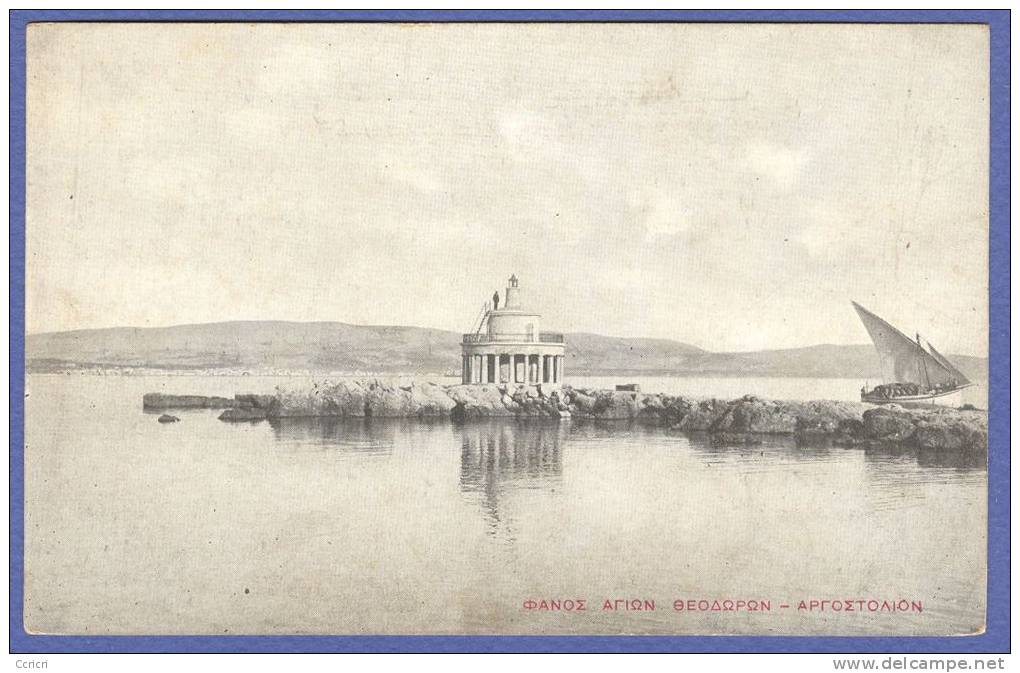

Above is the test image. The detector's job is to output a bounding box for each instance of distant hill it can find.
[24,320,987,381]
[25,321,462,374]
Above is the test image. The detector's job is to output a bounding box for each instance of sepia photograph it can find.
[11,11,1007,654]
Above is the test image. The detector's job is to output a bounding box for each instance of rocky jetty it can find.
[218,408,268,422]
[143,393,234,410]
[143,380,987,452]
[214,394,276,421]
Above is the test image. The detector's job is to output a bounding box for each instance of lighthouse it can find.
[461,275,567,387]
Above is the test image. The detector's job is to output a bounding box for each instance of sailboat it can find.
[852,301,974,406]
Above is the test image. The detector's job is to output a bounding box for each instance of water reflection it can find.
[862,443,987,471]
[681,429,986,472]
[457,421,565,536]
[683,430,834,464]
[266,417,406,454]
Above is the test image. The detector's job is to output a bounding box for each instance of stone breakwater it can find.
[143,392,235,410]
[144,379,988,452]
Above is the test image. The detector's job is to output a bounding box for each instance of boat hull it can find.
[861,385,973,408]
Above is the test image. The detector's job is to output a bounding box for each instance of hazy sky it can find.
[26,23,989,355]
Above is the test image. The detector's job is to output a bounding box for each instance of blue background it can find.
[8,9,1010,654]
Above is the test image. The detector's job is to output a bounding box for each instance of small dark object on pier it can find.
[157,414,180,424]
[615,383,641,392]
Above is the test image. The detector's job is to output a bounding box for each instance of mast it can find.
[916,333,931,390]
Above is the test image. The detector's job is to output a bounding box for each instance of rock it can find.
[272,379,456,419]
[447,384,519,418]
[595,391,645,420]
[406,382,459,418]
[914,412,988,451]
[234,394,276,410]
[517,398,543,417]
[569,391,597,414]
[218,408,267,422]
[672,399,725,431]
[143,393,234,410]
[363,381,416,417]
[790,400,867,435]
[862,407,916,442]
[836,418,866,439]
[639,394,665,415]
[272,381,357,417]
[714,397,798,433]
[565,390,667,421]
[157,414,180,423]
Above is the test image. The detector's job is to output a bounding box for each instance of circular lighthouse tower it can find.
[461,275,566,388]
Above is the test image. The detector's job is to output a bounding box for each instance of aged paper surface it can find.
[24,22,988,636]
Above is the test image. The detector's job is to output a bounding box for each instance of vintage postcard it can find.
[20,20,991,639]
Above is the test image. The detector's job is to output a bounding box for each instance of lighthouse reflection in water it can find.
[458,421,564,540]
[266,416,566,541]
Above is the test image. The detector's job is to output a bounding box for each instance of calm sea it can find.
[23,374,986,636]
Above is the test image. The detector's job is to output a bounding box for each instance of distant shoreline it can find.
[24,320,988,382]
[26,364,879,381]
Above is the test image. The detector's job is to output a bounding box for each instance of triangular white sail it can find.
[926,341,972,386]
[852,302,958,388]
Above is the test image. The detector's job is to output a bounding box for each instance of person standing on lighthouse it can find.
[492,291,500,311]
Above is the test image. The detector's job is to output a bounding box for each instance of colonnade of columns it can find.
[461,353,565,385]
